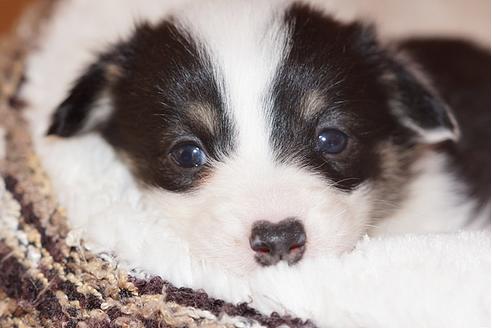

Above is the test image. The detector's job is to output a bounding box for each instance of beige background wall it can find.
[0,0,490,44]
[0,0,35,36]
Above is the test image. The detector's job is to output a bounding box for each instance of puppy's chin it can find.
[140,158,372,275]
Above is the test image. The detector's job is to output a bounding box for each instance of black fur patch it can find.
[270,4,401,191]
[102,21,234,192]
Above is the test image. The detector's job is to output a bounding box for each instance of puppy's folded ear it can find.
[47,45,127,137]
[386,56,459,144]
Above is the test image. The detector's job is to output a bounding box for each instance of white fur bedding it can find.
[21,0,490,327]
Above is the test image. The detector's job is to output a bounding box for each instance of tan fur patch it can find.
[301,90,326,119]
[105,63,124,82]
[185,102,218,134]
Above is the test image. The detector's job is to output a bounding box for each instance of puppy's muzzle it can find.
[249,218,306,266]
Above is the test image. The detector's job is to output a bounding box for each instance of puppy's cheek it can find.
[190,228,259,274]
[303,187,372,258]
[142,189,259,273]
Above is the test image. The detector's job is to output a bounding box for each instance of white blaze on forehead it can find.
[175,0,292,160]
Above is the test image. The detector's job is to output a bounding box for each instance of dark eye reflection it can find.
[316,129,348,155]
[170,143,207,168]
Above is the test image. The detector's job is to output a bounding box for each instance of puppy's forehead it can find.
[175,0,291,160]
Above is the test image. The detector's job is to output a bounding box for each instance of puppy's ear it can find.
[47,46,127,137]
[387,58,459,144]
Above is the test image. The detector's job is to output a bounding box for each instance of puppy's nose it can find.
[249,218,306,266]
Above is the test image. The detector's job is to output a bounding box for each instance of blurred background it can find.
[0,0,35,36]
[0,0,490,45]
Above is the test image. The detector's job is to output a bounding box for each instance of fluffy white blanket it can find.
[20,0,490,327]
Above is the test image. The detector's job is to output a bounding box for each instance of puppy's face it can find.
[48,3,458,273]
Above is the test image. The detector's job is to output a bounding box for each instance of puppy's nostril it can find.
[257,248,270,254]
[289,243,303,252]
[249,218,307,266]
[252,243,271,254]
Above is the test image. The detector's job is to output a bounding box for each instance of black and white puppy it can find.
[47,0,490,271]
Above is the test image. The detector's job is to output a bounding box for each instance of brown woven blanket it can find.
[0,2,312,327]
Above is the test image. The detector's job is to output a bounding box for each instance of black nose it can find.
[249,218,306,266]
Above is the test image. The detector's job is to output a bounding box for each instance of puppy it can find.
[47,0,490,274]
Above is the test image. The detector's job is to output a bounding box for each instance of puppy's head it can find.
[48,2,458,272]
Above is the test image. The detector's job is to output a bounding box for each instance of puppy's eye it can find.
[317,129,348,155]
[170,143,207,168]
